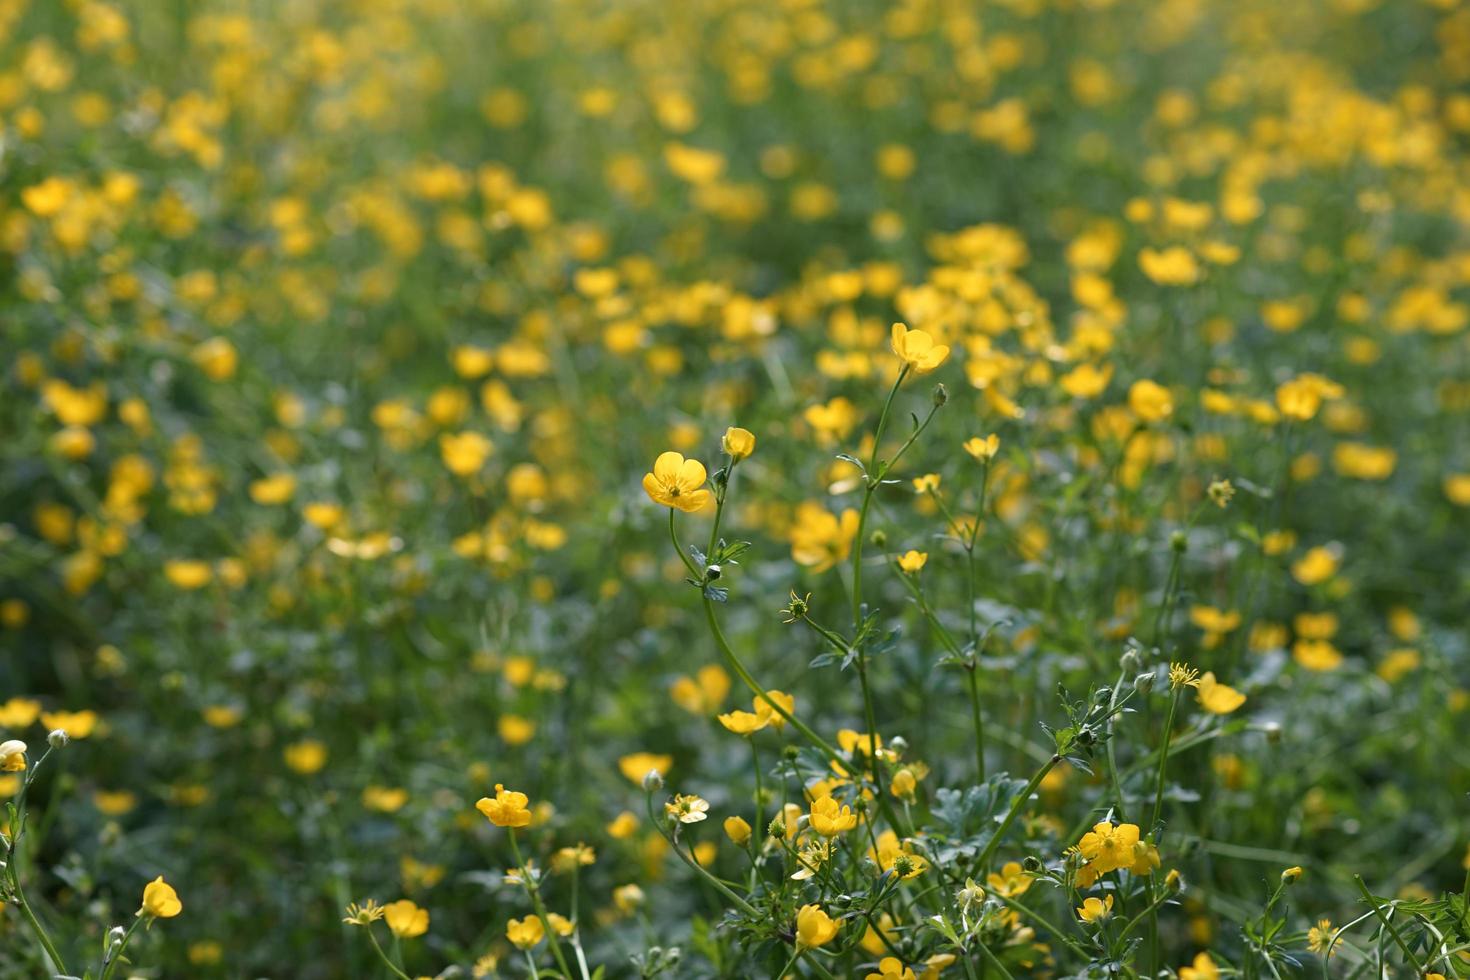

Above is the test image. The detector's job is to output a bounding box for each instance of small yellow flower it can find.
[795,903,839,949]
[866,957,917,980]
[1077,822,1142,874]
[809,795,859,836]
[342,900,386,926]
[1195,672,1246,714]
[40,709,98,739]
[1306,918,1335,956]
[664,793,709,823]
[722,426,756,461]
[897,550,928,573]
[618,752,672,785]
[283,739,327,774]
[141,876,183,918]
[890,322,950,374]
[476,784,533,828]
[1178,951,1219,980]
[723,815,752,845]
[1168,662,1200,689]
[0,739,26,772]
[641,451,712,512]
[1281,866,1303,883]
[383,899,429,938]
[1128,379,1174,422]
[506,915,544,949]
[1076,894,1114,922]
[963,434,1000,461]
[440,431,495,476]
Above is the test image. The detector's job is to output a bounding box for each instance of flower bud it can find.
[932,383,948,406]
[704,563,722,581]
[641,769,664,792]
[723,815,752,846]
[47,729,69,749]
[871,529,887,549]
[1133,671,1155,694]
[1120,648,1141,674]
[1170,530,1188,553]
[1281,866,1302,884]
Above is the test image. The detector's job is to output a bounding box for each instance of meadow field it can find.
[4,0,1470,976]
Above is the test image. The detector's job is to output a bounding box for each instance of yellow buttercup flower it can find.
[506,915,544,949]
[722,426,755,461]
[618,752,672,785]
[641,451,712,512]
[723,815,751,845]
[1178,952,1219,980]
[141,875,183,918]
[866,957,917,980]
[890,322,950,374]
[283,739,327,774]
[1076,894,1114,922]
[962,434,1000,461]
[1195,672,1246,714]
[794,903,838,949]
[664,793,709,823]
[0,739,26,772]
[1128,379,1174,422]
[40,709,98,739]
[1077,821,1142,874]
[476,784,533,828]
[809,795,859,836]
[383,899,429,938]
[897,550,928,573]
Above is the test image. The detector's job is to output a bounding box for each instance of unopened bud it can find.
[48,729,69,749]
[1281,866,1303,884]
[871,530,887,549]
[1170,531,1188,553]
[641,769,664,792]
[1120,649,1141,674]
[1133,672,1155,694]
[932,383,948,407]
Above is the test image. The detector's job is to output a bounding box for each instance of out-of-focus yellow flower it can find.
[383,899,429,938]
[723,815,751,845]
[440,431,494,476]
[1128,379,1174,422]
[897,550,928,573]
[1195,672,1246,714]
[283,739,327,774]
[506,915,544,949]
[41,709,97,738]
[618,752,672,785]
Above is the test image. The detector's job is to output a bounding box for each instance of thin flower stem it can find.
[643,791,758,916]
[703,595,843,766]
[966,666,986,782]
[99,915,144,980]
[508,831,577,980]
[1354,875,1422,972]
[366,927,413,980]
[1149,687,1182,836]
[974,937,1018,980]
[976,754,1060,873]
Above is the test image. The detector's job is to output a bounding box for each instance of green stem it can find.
[1354,875,1422,972]
[365,927,413,980]
[644,791,758,916]
[966,666,986,782]
[1149,687,1182,836]
[99,915,143,980]
[976,755,1060,872]
[508,831,576,980]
